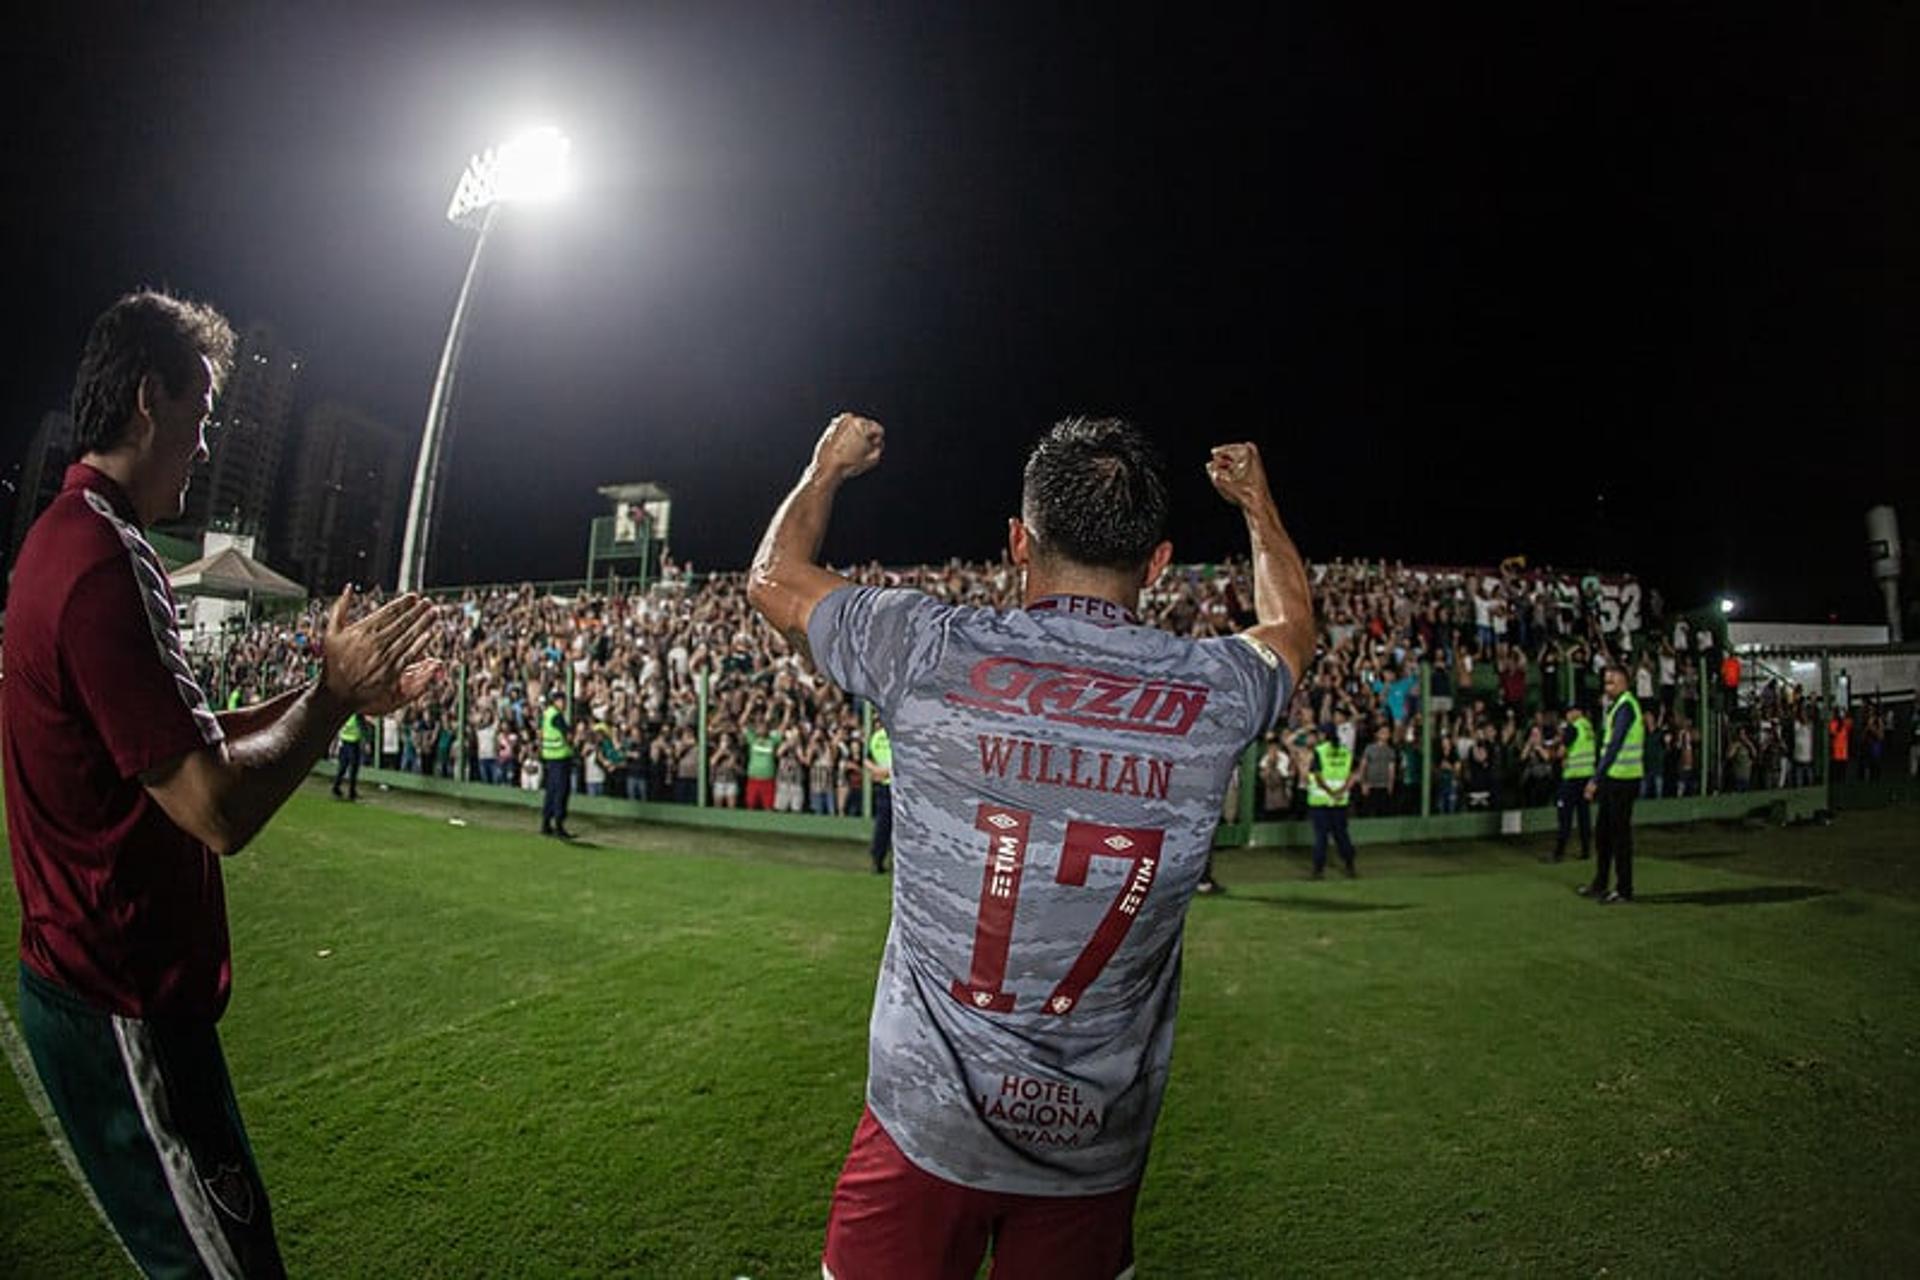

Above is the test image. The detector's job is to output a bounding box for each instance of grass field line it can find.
[0,993,139,1274]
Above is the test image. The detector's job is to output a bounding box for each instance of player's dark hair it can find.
[71,290,236,453]
[1604,662,1631,681]
[1021,417,1169,571]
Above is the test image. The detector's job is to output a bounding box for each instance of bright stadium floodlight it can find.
[1719,597,1737,616]
[399,126,574,593]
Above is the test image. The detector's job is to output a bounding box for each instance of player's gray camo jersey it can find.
[811,586,1291,1195]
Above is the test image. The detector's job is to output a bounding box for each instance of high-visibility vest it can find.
[1829,719,1850,761]
[1307,742,1353,807]
[868,727,892,773]
[1562,716,1595,780]
[541,705,573,761]
[1601,691,1645,780]
[339,714,363,745]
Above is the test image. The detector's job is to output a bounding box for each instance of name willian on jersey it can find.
[947,655,1203,802]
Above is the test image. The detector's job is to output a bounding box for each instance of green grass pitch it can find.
[3,786,1917,1277]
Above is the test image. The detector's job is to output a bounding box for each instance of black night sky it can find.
[2,3,1912,621]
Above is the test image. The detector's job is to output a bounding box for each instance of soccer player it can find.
[4,290,443,1278]
[748,413,1313,1280]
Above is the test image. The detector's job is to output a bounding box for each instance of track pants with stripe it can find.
[18,964,285,1279]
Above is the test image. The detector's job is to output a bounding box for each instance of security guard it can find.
[1549,705,1594,861]
[332,710,365,801]
[540,687,575,839]
[866,722,893,873]
[1306,725,1357,879]
[1577,664,1643,903]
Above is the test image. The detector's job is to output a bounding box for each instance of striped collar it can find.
[64,462,140,524]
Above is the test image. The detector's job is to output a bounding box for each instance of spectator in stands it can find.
[1727,725,1756,792]
[1435,754,1460,814]
[808,735,838,815]
[1384,664,1417,727]
[711,733,741,808]
[582,726,607,795]
[1828,708,1852,783]
[1357,725,1397,817]
[1499,650,1527,715]
[476,714,498,785]
[1258,733,1293,818]
[1641,706,1667,799]
[775,738,806,813]
[742,706,784,810]
[1519,715,1555,809]
[1464,742,1496,810]
[435,713,455,778]
[1792,706,1817,787]
[673,730,700,804]
[1861,701,1886,783]
[1674,717,1700,796]
[1396,722,1423,815]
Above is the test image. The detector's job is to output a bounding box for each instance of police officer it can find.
[1577,663,1644,903]
[1548,705,1594,861]
[332,710,366,801]
[1306,725,1357,879]
[540,687,575,839]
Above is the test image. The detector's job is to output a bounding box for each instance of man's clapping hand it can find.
[321,587,445,715]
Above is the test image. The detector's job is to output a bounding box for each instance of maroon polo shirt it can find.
[4,463,231,1020]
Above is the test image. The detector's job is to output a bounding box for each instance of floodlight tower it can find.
[1866,505,1902,642]
[397,126,572,593]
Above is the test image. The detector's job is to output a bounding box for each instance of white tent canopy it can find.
[167,545,307,603]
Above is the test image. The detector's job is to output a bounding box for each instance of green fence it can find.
[324,764,1844,853]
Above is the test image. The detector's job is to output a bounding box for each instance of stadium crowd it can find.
[179,551,1869,819]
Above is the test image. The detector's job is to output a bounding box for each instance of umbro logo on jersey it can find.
[946,657,1210,737]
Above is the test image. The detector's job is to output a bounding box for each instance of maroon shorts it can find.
[823,1108,1139,1280]
[744,777,777,810]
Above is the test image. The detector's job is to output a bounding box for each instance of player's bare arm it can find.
[215,684,309,739]
[1208,442,1314,682]
[747,412,885,659]
[142,588,444,855]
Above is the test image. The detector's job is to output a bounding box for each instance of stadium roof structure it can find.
[168,545,308,603]
[595,481,671,504]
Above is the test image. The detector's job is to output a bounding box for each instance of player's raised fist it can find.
[814,412,885,480]
[1206,442,1272,511]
